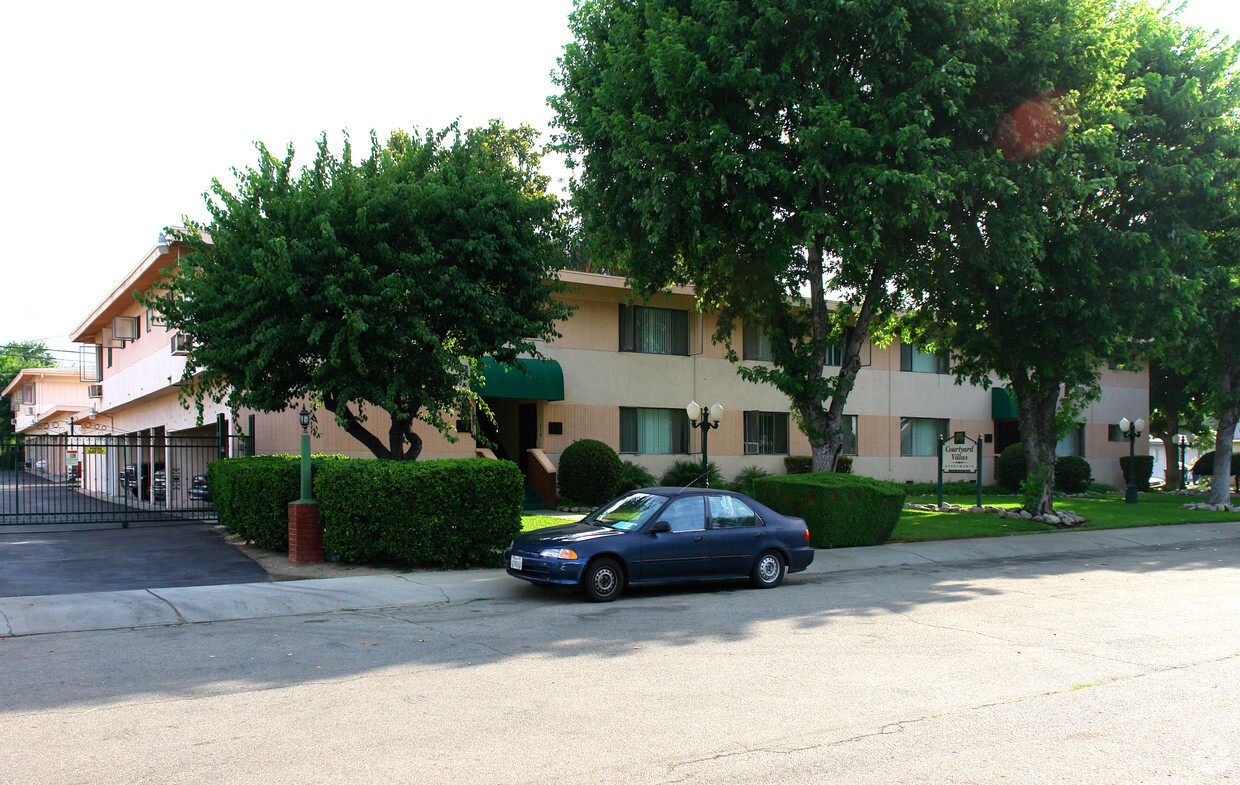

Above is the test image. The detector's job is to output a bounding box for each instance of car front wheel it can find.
[582,557,624,602]
[750,550,785,589]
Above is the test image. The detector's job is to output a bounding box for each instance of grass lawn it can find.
[893,492,1240,543]
[520,514,582,532]
[519,492,1239,545]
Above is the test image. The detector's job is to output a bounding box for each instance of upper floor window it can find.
[620,304,689,355]
[900,343,949,374]
[21,383,35,405]
[900,417,949,456]
[744,410,790,455]
[620,407,690,454]
[742,322,773,361]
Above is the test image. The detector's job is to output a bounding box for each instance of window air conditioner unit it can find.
[744,441,760,455]
[88,384,103,399]
[170,333,191,356]
[25,407,33,416]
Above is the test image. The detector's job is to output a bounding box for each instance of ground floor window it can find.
[620,407,689,454]
[1056,424,1086,457]
[900,417,949,457]
[841,415,858,456]
[743,411,790,455]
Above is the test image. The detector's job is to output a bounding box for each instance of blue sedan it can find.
[504,487,814,602]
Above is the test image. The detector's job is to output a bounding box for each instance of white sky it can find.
[2,0,1237,360]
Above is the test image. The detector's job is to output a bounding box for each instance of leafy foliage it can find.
[783,457,814,475]
[996,444,1029,493]
[1,341,57,445]
[1054,456,1093,495]
[1119,455,1157,493]
[731,465,771,496]
[557,439,624,504]
[152,122,571,460]
[616,460,657,493]
[753,473,905,548]
[659,459,724,490]
[1191,451,1240,479]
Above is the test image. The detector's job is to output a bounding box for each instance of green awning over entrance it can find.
[476,357,565,401]
[991,387,1019,420]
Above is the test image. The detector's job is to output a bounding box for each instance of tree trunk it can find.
[1208,351,1240,506]
[1158,420,1181,491]
[1010,373,1061,516]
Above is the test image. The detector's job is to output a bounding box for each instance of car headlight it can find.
[539,548,579,560]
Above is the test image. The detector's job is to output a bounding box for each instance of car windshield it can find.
[587,492,667,531]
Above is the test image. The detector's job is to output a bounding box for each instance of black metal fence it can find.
[0,433,252,526]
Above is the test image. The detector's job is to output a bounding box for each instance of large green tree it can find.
[154,122,571,460]
[908,0,1238,514]
[553,0,988,472]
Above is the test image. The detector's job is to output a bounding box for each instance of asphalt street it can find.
[1,523,1237,784]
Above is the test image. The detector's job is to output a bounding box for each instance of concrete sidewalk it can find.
[3,522,1237,638]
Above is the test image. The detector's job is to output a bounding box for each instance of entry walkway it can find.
[2,522,1236,638]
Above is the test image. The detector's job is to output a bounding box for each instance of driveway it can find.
[0,521,271,598]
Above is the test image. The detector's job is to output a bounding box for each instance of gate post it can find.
[288,407,322,565]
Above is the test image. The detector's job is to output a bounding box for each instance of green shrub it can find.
[617,460,657,493]
[835,455,854,474]
[996,443,1027,492]
[1054,455,1092,494]
[1119,454,1156,492]
[316,457,522,566]
[784,456,813,474]
[557,439,623,505]
[660,459,724,489]
[752,472,905,548]
[209,455,303,550]
[1191,451,1240,478]
[732,465,771,496]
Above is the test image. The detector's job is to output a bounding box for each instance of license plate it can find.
[510,555,523,571]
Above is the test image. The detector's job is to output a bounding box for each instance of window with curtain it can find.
[1056,424,1086,457]
[743,411,790,455]
[900,417,949,456]
[742,322,773,361]
[619,304,690,355]
[620,407,690,454]
[900,343,949,374]
[841,415,858,456]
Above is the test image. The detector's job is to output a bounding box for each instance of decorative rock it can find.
[1020,510,1033,520]
[1044,515,1060,526]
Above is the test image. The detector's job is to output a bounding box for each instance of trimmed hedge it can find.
[1191,450,1240,478]
[996,443,1027,492]
[1054,455,1093,494]
[1119,454,1156,492]
[752,472,905,548]
[783,455,853,474]
[210,455,522,567]
[316,457,522,566]
[209,455,304,550]
[558,439,623,504]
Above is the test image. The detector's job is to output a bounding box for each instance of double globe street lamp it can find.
[1118,416,1145,504]
[686,400,724,487]
[1177,433,1194,491]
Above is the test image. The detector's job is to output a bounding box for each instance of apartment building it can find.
[31,234,1147,502]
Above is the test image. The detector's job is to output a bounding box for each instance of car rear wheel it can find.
[582,557,624,602]
[750,550,785,589]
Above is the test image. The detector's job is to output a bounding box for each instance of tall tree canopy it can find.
[908,1,1240,513]
[154,122,571,460]
[553,0,988,472]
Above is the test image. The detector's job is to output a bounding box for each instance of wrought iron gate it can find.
[0,434,251,526]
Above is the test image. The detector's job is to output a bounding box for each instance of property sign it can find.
[942,433,979,474]
[66,450,80,469]
[85,446,107,455]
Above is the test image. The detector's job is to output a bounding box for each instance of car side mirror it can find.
[649,520,671,534]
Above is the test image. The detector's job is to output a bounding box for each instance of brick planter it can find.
[288,501,323,565]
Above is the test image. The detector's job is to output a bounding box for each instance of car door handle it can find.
[753,532,765,538]
[694,536,705,542]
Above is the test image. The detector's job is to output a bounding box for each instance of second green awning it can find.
[991,387,1019,420]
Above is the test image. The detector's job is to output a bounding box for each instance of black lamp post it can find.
[1119,416,1145,504]
[1177,434,1193,490]
[686,400,723,487]
[298,406,313,503]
